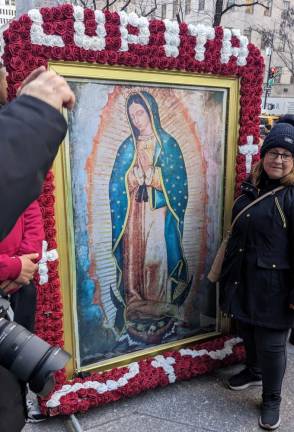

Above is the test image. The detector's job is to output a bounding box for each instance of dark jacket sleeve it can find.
[0,95,67,241]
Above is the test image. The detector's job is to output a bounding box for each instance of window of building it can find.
[172,0,178,19]
[11,0,15,5]
[245,0,254,14]
[185,0,191,14]
[5,0,9,5]
[162,4,166,19]
[243,28,252,42]
[264,0,272,16]
[283,1,290,9]
[199,0,205,11]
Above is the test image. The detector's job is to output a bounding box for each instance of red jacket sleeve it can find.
[17,201,44,259]
[0,255,21,281]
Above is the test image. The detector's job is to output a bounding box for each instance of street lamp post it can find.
[263,46,273,110]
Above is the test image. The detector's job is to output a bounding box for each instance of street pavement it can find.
[24,341,294,432]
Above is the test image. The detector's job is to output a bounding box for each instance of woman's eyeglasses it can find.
[267,151,293,162]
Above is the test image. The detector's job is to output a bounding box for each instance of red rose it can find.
[52,7,63,21]
[84,8,94,21]
[214,26,223,38]
[51,47,64,60]
[111,12,120,25]
[39,193,55,207]
[158,57,170,70]
[19,27,30,41]
[11,71,26,82]
[22,41,33,51]
[149,20,165,33]
[35,57,47,68]
[179,22,188,34]
[10,21,21,32]
[43,22,55,35]
[49,278,61,291]
[140,55,149,67]
[10,57,25,71]
[149,56,159,68]
[19,15,32,27]
[46,227,57,240]
[105,24,120,37]
[42,182,54,194]
[43,217,55,228]
[97,50,108,64]
[105,36,121,51]
[61,4,73,19]
[107,50,119,65]
[85,50,97,63]
[126,24,139,36]
[40,7,53,22]
[8,44,21,56]
[79,400,90,412]
[18,50,28,61]
[47,239,58,250]
[85,19,97,37]
[55,21,67,37]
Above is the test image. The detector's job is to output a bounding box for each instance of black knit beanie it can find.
[260,122,294,157]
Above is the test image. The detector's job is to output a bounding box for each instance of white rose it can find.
[127,34,138,44]
[74,21,85,36]
[95,10,105,24]
[97,26,106,38]
[28,9,43,24]
[73,5,84,22]
[118,11,128,27]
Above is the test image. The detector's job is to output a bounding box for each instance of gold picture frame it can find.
[51,62,239,377]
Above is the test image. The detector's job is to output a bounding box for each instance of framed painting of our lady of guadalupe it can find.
[3,4,263,415]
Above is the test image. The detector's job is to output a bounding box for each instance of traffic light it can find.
[269,67,277,79]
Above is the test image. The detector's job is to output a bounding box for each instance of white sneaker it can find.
[26,398,47,423]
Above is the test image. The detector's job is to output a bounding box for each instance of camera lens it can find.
[0,318,70,396]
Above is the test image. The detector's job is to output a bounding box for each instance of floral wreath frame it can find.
[1,4,264,415]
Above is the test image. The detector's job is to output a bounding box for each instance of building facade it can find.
[0,0,15,26]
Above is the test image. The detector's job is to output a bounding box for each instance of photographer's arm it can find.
[0,68,75,241]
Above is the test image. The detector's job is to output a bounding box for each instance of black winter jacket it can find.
[0,95,67,431]
[220,178,294,329]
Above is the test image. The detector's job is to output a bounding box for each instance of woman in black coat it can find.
[220,122,294,431]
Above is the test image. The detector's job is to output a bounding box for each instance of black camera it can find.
[0,290,70,396]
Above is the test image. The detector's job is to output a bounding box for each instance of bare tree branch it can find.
[121,0,132,12]
[221,1,268,17]
[142,0,158,17]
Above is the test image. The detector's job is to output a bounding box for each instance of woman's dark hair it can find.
[126,93,151,138]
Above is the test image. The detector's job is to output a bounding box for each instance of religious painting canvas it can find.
[66,78,228,368]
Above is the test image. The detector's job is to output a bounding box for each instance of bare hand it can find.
[15,253,39,285]
[290,304,294,310]
[19,68,75,111]
[0,280,22,295]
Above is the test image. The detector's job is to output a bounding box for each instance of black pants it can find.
[237,321,288,399]
[0,366,26,432]
[10,281,36,332]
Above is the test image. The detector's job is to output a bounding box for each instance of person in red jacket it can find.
[0,200,44,332]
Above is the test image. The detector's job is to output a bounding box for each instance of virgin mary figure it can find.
[109,91,192,343]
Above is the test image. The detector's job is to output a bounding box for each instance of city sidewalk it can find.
[24,341,294,432]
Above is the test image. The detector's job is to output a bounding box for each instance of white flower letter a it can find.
[29,9,64,47]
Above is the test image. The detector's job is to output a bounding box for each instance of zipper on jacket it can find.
[274,196,287,228]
